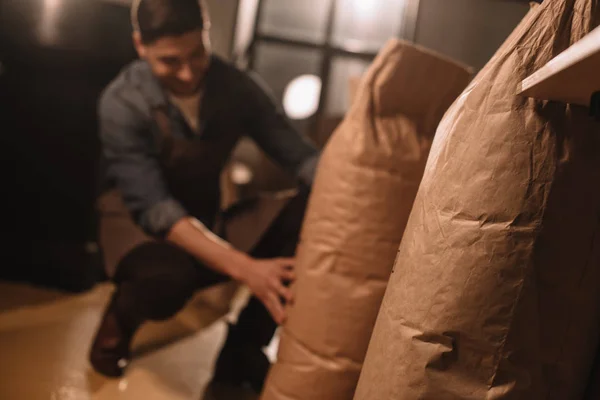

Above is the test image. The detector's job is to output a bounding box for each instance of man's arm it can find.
[242,71,320,187]
[99,93,293,322]
[99,94,187,237]
[166,217,295,325]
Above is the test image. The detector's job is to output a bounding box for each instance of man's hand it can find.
[239,258,296,325]
[167,217,297,324]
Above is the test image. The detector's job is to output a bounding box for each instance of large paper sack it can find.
[355,1,600,399]
[260,40,471,400]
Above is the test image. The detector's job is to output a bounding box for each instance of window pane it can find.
[332,0,406,52]
[313,56,370,145]
[253,42,323,135]
[259,0,332,44]
[325,56,371,116]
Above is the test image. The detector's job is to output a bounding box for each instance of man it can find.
[89,0,319,393]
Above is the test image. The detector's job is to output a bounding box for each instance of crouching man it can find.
[89,0,319,393]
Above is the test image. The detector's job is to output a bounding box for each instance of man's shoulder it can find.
[208,57,277,111]
[99,60,157,122]
[210,56,241,77]
[209,56,258,90]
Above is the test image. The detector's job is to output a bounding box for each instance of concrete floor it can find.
[0,281,272,400]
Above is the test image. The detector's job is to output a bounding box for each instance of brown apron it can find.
[98,107,293,277]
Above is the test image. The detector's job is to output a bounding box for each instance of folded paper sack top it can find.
[355,1,600,399]
[260,40,471,400]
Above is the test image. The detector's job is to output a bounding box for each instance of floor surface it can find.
[0,281,267,400]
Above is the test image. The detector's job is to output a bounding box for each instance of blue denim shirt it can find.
[99,56,320,237]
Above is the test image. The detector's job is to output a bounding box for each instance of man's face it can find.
[135,29,211,97]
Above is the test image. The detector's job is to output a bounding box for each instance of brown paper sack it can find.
[260,40,471,400]
[355,1,600,399]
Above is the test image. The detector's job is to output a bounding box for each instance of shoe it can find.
[212,324,271,393]
[201,380,258,400]
[89,293,138,378]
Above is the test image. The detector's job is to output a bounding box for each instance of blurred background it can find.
[0,0,531,291]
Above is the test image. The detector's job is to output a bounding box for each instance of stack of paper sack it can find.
[260,39,471,400]
[355,1,600,399]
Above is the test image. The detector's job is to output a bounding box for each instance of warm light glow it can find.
[39,0,62,45]
[263,330,280,363]
[45,0,61,9]
[283,75,322,120]
[352,0,377,15]
[118,379,129,392]
[230,162,253,185]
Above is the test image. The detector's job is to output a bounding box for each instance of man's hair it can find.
[132,0,207,43]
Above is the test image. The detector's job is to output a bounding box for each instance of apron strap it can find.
[152,107,173,153]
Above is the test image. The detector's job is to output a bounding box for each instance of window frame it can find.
[235,0,421,144]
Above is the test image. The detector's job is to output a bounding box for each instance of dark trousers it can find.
[111,192,308,348]
[585,345,600,400]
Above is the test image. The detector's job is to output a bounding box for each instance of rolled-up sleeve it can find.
[99,93,188,237]
[242,72,320,187]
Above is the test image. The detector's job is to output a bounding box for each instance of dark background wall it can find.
[0,0,242,291]
[0,0,531,291]
[0,0,137,290]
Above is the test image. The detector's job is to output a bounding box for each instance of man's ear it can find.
[132,31,147,58]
